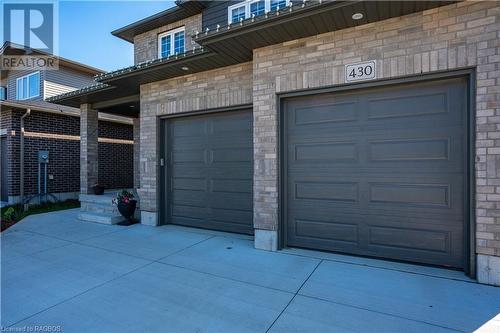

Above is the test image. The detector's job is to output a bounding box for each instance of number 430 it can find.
[348,65,373,78]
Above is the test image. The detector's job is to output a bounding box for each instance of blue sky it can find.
[59,1,174,71]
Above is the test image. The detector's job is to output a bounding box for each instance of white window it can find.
[16,72,40,100]
[158,26,185,59]
[0,86,6,100]
[228,0,290,24]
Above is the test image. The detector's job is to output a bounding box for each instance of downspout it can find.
[20,108,30,211]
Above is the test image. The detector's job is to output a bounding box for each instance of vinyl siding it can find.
[5,65,97,102]
[202,1,235,30]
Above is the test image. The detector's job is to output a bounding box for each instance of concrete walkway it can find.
[1,209,499,333]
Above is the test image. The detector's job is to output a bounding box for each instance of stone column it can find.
[133,117,140,190]
[136,104,159,226]
[80,104,98,194]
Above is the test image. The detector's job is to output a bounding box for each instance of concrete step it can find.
[79,193,117,205]
[78,212,126,225]
[80,202,120,215]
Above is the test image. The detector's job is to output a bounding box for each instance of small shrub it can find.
[2,207,16,222]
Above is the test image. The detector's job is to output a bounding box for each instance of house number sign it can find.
[345,61,376,82]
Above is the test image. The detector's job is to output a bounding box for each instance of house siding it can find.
[6,65,98,101]
[134,13,202,64]
[43,66,98,99]
[202,1,234,30]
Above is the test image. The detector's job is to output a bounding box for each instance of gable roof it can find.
[111,0,206,43]
[0,41,104,75]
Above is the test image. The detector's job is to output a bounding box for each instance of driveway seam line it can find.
[296,294,466,333]
[264,259,324,333]
[278,250,476,284]
[157,261,296,295]
[153,234,216,261]
[8,227,129,245]
[7,261,156,329]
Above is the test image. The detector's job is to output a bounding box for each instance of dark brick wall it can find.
[1,109,133,197]
[98,121,134,190]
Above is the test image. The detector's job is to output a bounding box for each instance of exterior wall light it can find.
[352,13,363,20]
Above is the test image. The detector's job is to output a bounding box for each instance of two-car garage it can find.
[161,75,470,271]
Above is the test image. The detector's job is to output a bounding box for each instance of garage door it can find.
[165,109,253,234]
[284,77,467,269]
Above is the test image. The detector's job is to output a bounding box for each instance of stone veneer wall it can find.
[252,1,500,284]
[138,62,253,225]
[134,14,202,64]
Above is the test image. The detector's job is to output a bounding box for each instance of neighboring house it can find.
[49,1,500,286]
[0,42,134,205]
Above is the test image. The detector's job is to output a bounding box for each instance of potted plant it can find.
[92,184,105,195]
[112,190,137,221]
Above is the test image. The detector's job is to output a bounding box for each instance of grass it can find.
[1,199,80,232]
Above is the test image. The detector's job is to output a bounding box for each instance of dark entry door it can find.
[1,137,7,202]
[165,109,253,234]
[284,77,467,269]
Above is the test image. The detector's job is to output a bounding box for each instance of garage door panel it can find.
[207,192,253,211]
[210,147,252,163]
[166,109,253,235]
[171,190,207,206]
[211,179,252,194]
[172,177,206,192]
[285,77,467,268]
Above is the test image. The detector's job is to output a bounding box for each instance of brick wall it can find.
[138,62,252,223]
[98,121,134,190]
[134,14,202,64]
[251,2,500,282]
[1,109,133,197]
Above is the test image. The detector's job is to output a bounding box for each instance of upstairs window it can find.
[0,86,6,100]
[230,5,246,23]
[158,27,185,58]
[16,72,40,100]
[250,0,265,16]
[228,0,290,23]
[270,0,287,11]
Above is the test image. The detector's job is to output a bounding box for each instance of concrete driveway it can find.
[2,209,499,333]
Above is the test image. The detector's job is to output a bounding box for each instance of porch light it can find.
[352,12,363,20]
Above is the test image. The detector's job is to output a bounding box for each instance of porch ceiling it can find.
[46,83,140,117]
[194,0,456,63]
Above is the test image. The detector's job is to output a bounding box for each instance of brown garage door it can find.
[284,77,467,269]
[164,109,253,234]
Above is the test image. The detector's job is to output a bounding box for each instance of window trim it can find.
[157,26,185,59]
[227,0,290,24]
[15,71,40,100]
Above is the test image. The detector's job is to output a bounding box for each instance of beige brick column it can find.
[80,104,98,194]
[137,93,159,226]
[133,117,140,189]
